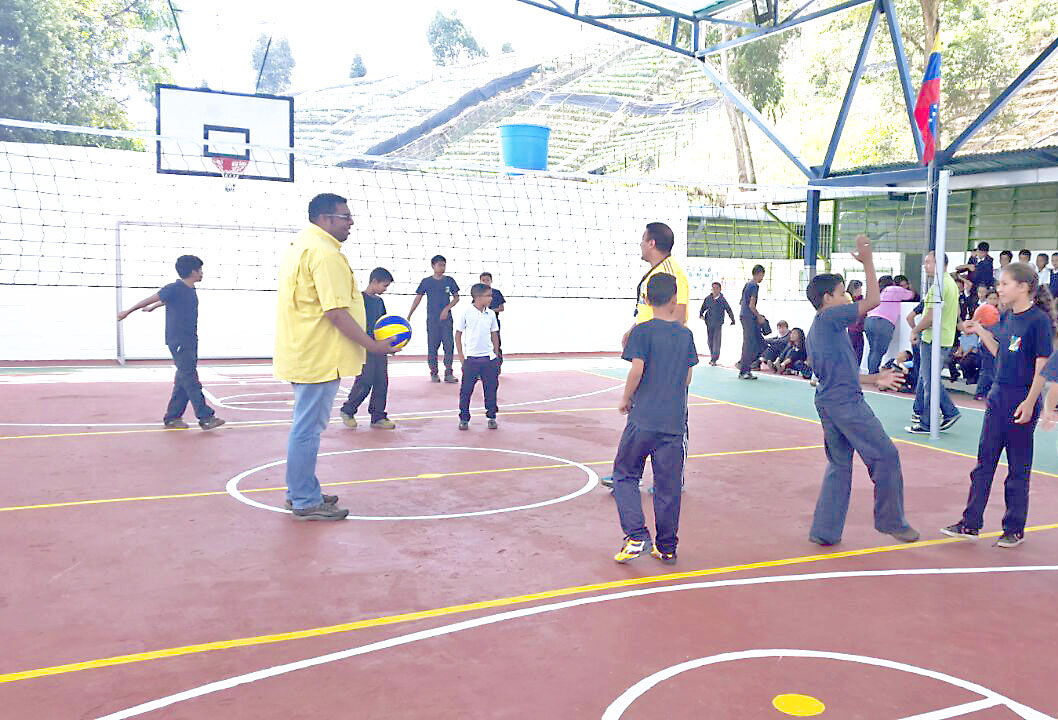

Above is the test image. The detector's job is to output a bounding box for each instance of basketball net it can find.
[211,156,249,192]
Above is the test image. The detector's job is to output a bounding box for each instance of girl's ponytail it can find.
[1034,283,1056,336]
[1001,261,1056,335]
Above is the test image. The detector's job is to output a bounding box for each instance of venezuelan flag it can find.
[914,39,941,165]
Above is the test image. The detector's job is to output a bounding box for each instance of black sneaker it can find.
[487,418,498,429]
[940,522,979,539]
[940,413,961,431]
[430,373,441,383]
[163,418,189,429]
[995,531,1025,548]
[291,503,349,521]
[911,413,921,424]
[809,535,837,546]
[886,526,921,543]
[458,420,469,430]
[285,494,338,510]
[905,423,930,434]
[738,372,756,380]
[600,475,614,488]
[650,545,677,565]
[444,372,458,384]
[199,416,226,430]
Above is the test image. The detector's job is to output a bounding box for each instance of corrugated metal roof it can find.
[830,146,1058,178]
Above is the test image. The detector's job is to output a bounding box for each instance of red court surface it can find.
[1,361,1056,719]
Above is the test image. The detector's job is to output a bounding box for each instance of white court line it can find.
[225,446,599,520]
[95,565,1058,720]
[208,382,623,414]
[602,651,1040,719]
[0,382,622,428]
[898,698,1002,720]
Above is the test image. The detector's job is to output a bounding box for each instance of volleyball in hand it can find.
[973,303,1000,327]
[374,314,412,350]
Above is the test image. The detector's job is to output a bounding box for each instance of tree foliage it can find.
[0,0,177,146]
[251,34,295,94]
[501,42,514,54]
[349,53,366,79]
[810,0,1058,163]
[427,11,486,66]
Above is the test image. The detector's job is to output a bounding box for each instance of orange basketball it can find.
[973,303,1000,327]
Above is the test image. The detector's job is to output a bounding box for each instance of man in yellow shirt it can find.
[604,222,690,490]
[275,193,398,520]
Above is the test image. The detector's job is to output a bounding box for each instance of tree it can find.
[251,34,294,94]
[349,53,366,79]
[501,42,514,53]
[427,11,487,66]
[0,0,177,147]
[810,0,1058,165]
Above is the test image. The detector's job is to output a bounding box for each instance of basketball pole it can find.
[929,169,950,440]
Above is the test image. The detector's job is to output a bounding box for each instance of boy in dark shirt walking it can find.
[117,255,224,430]
[611,273,698,566]
[805,235,918,546]
[409,255,460,383]
[699,281,735,365]
[340,267,396,430]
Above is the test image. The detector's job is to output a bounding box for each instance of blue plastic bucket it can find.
[499,124,550,171]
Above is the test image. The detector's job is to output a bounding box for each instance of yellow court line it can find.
[4,520,1056,685]
[0,443,821,513]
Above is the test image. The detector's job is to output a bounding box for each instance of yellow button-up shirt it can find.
[274,223,366,384]
[635,255,689,323]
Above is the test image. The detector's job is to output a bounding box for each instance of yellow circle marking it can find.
[772,694,825,716]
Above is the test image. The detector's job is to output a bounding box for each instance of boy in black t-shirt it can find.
[117,255,224,430]
[611,273,698,566]
[805,235,918,546]
[340,267,395,430]
[409,255,460,383]
[479,272,506,371]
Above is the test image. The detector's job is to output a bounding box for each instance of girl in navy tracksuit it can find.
[773,327,811,378]
[942,262,1055,548]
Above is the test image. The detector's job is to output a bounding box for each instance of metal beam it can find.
[810,167,927,186]
[698,0,872,56]
[515,0,697,56]
[782,0,817,23]
[696,57,816,178]
[941,34,1058,161]
[822,0,881,176]
[879,0,924,161]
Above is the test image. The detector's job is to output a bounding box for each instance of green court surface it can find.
[592,364,1058,477]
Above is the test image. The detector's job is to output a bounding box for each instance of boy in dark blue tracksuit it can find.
[611,273,698,566]
[340,267,395,429]
[805,234,919,547]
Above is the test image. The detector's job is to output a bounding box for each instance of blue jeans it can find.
[976,349,995,398]
[913,342,959,426]
[611,422,685,553]
[164,340,214,422]
[285,379,340,510]
[863,316,895,375]
[811,398,912,544]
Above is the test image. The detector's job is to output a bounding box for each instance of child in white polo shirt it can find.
[455,283,501,430]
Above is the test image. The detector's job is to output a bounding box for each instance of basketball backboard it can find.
[156,85,294,183]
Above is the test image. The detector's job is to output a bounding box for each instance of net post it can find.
[929,168,950,440]
[803,188,821,287]
[115,222,126,366]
